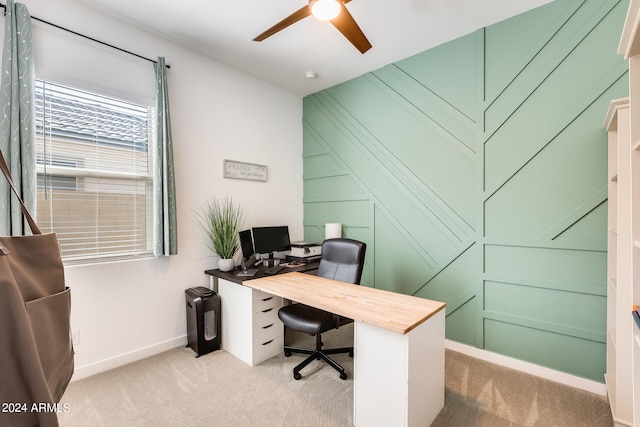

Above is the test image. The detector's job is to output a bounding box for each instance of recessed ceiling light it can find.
[305,71,318,79]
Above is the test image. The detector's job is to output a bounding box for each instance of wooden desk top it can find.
[245,272,446,335]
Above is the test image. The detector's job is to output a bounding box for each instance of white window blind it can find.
[35,79,155,262]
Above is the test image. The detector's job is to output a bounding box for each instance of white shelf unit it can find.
[605,98,633,427]
[611,1,640,424]
[633,117,640,427]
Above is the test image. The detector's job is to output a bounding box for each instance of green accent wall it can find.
[302,0,629,382]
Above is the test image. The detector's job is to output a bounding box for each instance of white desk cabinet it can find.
[215,278,284,366]
[353,311,445,427]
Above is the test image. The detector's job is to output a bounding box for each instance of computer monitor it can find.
[238,229,257,274]
[239,229,254,260]
[252,226,291,255]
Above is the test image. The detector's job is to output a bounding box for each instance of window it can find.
[37,158,79,191]
[35,79,155,262]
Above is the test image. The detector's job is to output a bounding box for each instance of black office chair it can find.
[278,238,366,380]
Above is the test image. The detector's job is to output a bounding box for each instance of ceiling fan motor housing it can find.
[309,0,341,21]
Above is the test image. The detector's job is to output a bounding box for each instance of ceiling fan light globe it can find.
[310,0,341,21]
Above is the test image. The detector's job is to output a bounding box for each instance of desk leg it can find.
[353,310,445,427]
[208,275,218,292]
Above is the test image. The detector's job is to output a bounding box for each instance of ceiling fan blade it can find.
[330,2,372,54]
[253,5,312,42]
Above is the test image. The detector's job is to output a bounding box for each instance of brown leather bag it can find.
[0,150,74,427]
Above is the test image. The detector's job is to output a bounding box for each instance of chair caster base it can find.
[283,338,351,381]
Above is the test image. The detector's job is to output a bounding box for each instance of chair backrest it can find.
[317,238,366,284]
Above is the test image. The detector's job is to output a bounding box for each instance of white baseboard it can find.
[70,336,187,382]
[445,340,607,396]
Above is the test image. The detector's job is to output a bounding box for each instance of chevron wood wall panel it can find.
[302,0,628,382]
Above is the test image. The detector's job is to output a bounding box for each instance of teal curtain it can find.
[153,57,177,256]
[0,0,35,236]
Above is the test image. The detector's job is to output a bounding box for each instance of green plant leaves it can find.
[197,197,245,259]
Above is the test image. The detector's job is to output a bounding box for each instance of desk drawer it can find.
[253,295,282,313]
[253,335,283,365]
[254,304,279,325]
[253,304,281,331]
[253,289,276,301]
[254,320,281,344]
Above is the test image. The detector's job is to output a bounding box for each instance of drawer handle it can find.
[262,296,274,302]
[262,323,274,330]
[262,308,273,313]
[262,339,274,346]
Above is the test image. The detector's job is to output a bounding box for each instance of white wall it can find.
[21,0,303,379]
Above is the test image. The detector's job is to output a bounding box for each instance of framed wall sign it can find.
[223,159,268,182]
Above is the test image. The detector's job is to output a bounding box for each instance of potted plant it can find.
[197,197,245,271]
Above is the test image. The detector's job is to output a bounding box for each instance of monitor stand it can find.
[238,255,258,277]
[237,269,258,277]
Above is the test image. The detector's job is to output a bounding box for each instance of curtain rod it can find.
[0,2,170,68]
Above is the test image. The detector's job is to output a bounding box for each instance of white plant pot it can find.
[218,258,235,272]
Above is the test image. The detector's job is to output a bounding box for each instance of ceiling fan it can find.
[253,0,372,54]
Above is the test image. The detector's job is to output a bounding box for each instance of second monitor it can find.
[252,226,291,256]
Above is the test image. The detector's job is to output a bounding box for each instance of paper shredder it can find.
[185,287,220,357]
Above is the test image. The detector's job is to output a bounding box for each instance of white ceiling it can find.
[73,0,554,96]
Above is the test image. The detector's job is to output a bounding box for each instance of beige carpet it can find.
[433,350,613,427]
[58,326,612,426]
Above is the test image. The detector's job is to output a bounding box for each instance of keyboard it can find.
[265,265,285,275]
